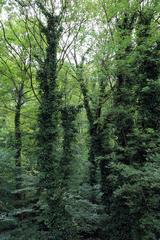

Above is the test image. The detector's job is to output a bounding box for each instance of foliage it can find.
[0,0,160,240]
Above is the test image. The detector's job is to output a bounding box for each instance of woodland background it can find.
[0,0,160,239]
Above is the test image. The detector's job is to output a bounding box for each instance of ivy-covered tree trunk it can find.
[36,11,61,236]
[60,106,79,190]
[36,5,76,238]
[100,4,160,240]
[100,11,137,240]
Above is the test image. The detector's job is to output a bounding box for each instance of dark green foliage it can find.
[139,81,160,129]
[101,159,160,240]
[66,184,105,239]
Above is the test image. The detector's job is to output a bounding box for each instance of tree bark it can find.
[77,64,103,202]
[14,83,23,199]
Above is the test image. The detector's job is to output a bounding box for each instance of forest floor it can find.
[0,231,101,240]
[0,231,12,240]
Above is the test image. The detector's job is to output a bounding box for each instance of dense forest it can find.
[0,0,160,239]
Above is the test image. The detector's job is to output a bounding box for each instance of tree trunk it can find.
[77,65,102,202]
[14,84,23,199]
[60,106,79,190]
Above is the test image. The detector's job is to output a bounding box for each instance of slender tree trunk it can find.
[89,124,102,177]
[14,84,23,199]
[77,64,101,201]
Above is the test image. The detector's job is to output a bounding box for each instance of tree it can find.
[0,17,37,199]
[100,1,160,239]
